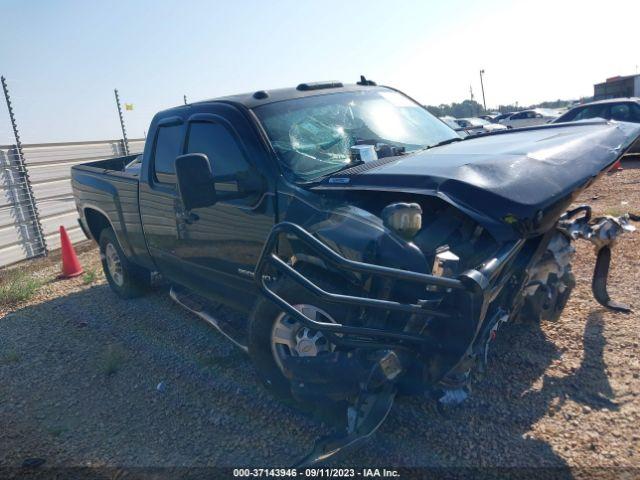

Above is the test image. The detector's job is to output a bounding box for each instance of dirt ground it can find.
[0,162,639,474]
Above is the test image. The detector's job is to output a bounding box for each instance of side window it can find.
[186,121,251,186]
[562,108,582,121]
[570,107,588,121]
[629,103,640,122]
[610,103,631,121]
[511,112,524,120]
[153,124,183,183]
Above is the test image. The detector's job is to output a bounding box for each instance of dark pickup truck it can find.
[72,79,639,465]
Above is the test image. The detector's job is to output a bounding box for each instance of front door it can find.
[173,111,275,310]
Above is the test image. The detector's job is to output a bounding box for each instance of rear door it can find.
[138,116,186,280]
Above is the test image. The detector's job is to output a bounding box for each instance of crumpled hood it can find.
[316,121,640,240]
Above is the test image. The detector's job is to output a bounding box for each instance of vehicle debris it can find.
[558,206,636,312]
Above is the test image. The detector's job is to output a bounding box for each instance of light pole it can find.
[479,69,487,112]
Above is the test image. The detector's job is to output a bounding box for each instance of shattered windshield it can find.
[254,89,457,181]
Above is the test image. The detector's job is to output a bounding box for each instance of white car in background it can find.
[499,108,560,128]
[445,117,507,136]
[455,117,508,134]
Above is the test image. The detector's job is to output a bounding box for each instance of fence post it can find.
[1,75,48,258]
[114,88,129,155]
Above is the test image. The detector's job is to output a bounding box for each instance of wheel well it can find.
[84,208,111,242]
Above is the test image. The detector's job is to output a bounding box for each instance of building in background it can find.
[594,74,640,100]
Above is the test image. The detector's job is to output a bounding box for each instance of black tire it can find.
[99,228,149,299]
[248,266,356,403]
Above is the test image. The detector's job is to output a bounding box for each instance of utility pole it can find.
[1,75,48,257]
[470,85,479,116]
[479,69,487,112]
[114,89,129,155]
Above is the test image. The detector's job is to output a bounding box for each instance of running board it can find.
[169,286,249,353]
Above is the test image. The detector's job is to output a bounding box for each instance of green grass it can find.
[195,353,220,370]
[98,345,128,376]
[0,270,43,305]
[604,208,626,217]
[0,349,20,366]
[47,425,69,437]
[82,268,98,285]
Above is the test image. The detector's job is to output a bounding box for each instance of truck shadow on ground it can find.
[0,285,617,472]
[339,310,617,472]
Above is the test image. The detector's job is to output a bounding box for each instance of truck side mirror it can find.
[175,153,217,210]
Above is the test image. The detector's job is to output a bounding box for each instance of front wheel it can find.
[99,228,149,299]
[248,268,356,404]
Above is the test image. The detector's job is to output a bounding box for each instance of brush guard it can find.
[253,222,524,466]
[254,222,525,349]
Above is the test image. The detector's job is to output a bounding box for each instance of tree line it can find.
[425,97,593,118]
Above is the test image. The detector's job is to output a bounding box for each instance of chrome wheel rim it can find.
[105,243,124,287]
[271,304,335,374]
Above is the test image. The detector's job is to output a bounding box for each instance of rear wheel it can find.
[99,228,149,299]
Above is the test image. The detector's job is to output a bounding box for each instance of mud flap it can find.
[592,246,631,313]
[293,388,396,468]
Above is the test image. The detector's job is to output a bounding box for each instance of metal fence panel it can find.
[0,138,145,267]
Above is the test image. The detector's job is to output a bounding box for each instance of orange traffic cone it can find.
[59,226,83,278]
[609,159,623,172]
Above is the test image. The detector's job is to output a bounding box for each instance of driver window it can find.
[186,122,251,190]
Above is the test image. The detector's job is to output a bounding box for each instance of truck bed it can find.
[71,153,154,270]
[72,154,142,177]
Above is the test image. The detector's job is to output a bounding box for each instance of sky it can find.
[1,0,639,143]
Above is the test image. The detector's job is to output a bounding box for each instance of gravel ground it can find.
[0,162,639,473]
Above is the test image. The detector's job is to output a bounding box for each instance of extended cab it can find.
[72,80,639,465]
